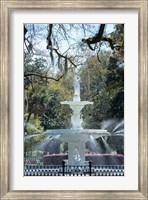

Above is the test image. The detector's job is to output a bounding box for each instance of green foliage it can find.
[24,114,44,134]
[106,56,124,118]
[80,52,124,129]
[24,55,48,89]
[110,24,124,61]
[40,91,72,129]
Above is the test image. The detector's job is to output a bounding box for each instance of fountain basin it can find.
[44,129,111,165]
[44,129,110,142]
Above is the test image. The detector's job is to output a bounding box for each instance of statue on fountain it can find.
[73,75,80,101]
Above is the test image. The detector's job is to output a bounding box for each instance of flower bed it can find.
[43,154,124,165]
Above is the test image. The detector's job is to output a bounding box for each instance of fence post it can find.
[62,160,65,176]
[89,161,92,176]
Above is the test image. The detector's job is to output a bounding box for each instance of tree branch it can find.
[46,24,53,49]
[24,73,63,82]
[52,47,77,68]
[82,24,115,50]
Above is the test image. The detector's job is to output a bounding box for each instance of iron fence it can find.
[24,161,124,176]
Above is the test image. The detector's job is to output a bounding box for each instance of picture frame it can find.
[0,0,147,199]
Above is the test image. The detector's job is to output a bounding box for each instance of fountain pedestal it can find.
[66,142,86,165]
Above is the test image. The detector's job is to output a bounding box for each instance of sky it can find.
[24,23,116,73]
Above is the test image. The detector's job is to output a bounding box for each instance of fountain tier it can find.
[61,101,93,129]
[45,129,110,142]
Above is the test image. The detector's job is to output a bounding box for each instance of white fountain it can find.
[45,75,110,165]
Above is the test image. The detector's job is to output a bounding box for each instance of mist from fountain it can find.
[101,119,117,130]
[111,120,124,133]
[87,135,102,154]
[101,136,113,153]
[113,129,124,136]
[34,136,53,151]
[25,134,39,140]
[25,122,41,133]
[101,119,124,137]
[35,135,62,154]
